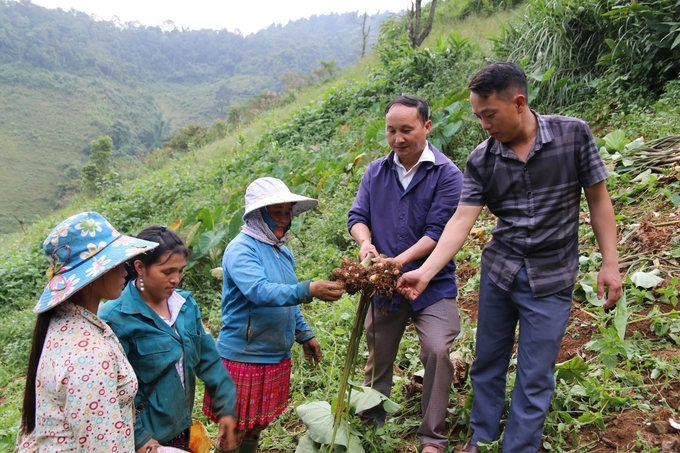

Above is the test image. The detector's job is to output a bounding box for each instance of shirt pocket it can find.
[133,335,176,384]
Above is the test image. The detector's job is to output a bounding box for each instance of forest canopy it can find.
[0,0,389,85]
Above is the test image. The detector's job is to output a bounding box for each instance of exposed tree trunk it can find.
[408,0,438,48]
[360,12,370,58]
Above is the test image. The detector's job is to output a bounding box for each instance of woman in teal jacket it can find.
[100,226,237,453]
[202,177,344,453]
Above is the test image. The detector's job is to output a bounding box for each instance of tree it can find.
[354,12,371,58]
[408,0,438,48]
[81,135,112,195]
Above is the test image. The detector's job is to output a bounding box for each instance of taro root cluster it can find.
[331,258,402,297]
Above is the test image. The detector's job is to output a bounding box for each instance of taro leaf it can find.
[575,273,604,306]
[623,137,645,151]
[554,77,569,90]
[196,229,227,256]
[603,130,627,151]
[349,385,400,414]
[555,356,588,383]
[613,292,628,341]
[323,176,337,193]
[631,270,664,288]
[228,208,245,239]
[632,169,652,184]
[443,120,462,137]
[347,434,365,453]
[365,120,384,142]
[296,432,320,453]
[296,402,349,447]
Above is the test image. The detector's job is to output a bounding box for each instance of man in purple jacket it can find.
[348,95,464,453]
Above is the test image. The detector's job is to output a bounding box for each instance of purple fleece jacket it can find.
[348,143,463,311]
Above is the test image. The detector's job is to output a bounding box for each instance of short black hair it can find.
[385,95,430,124]
[125,225,189,283]
[469,62,528,100]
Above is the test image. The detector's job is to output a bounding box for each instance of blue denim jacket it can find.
[99,283,236,450]
[348,143,463,311]
[216,232,315,363]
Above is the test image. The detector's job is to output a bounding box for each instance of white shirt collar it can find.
[393,142,434,189]
[164,291,186,326]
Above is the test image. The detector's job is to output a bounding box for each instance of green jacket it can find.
[99,282,235,450]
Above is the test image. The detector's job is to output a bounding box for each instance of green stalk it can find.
[329,254,374,450]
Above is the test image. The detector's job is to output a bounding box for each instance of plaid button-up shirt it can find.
[460,112,609,297]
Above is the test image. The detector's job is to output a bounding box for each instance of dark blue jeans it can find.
[469,266,572,453]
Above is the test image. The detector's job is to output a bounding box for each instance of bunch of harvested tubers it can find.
[331,254,402,297]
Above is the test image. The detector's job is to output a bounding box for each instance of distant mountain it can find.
[0,0,391,234]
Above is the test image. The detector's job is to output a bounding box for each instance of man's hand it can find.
[310,281,344,301]
[302,338,323,365]
[359,240,379,261]
[598,263,623,309]
[216,415,237,452]
[397,268,432,301]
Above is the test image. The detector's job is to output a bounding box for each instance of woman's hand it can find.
[216,415,237,452]
[302,338,323,365]
[310,281,344,301]
[136,439,160,453]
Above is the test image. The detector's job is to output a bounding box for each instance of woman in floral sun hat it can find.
[16,211,158,453]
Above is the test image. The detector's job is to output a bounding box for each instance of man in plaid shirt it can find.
[398,62,622,453]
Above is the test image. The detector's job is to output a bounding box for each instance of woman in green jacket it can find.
[99,226,237,453]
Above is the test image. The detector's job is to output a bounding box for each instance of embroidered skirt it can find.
[202,358,291,431]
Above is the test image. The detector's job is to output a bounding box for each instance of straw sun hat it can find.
[34,211,158,314]
[243,177,318,220]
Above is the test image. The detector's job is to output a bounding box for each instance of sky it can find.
[31,0,410,35]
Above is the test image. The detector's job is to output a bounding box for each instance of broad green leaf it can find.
[297,402,349,447]
[442,120,462,137]
[623,137,645,151]
[554,77,569,89]
[365,119,386,145]
[575,273,604,306]
[349,385,400,413]
[296,432,320,453]
[570,385,587,396]
[290,213,306,235]
[631,270,664,288]
[228,208,245,239]
[196,230,227,255]
[376,128,388,148]
[323,176,336,193]
[541,67,554,83]
[555,356,588,382]
[613,292,628,340]
[347,434,365,453]
[632,169,652,184]
[664,191,680,206]
[603,130,627,151]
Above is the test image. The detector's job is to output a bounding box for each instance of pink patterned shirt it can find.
[15,302,137,453]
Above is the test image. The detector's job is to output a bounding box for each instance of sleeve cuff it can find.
[298,281,313,303]
[296,330,315,344]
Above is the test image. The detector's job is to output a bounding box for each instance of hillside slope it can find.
[0,1,388,234]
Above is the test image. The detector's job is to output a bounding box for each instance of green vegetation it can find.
[1,0,680,452]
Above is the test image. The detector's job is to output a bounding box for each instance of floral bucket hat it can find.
[34,211,159,314]
[243,177,318,221]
